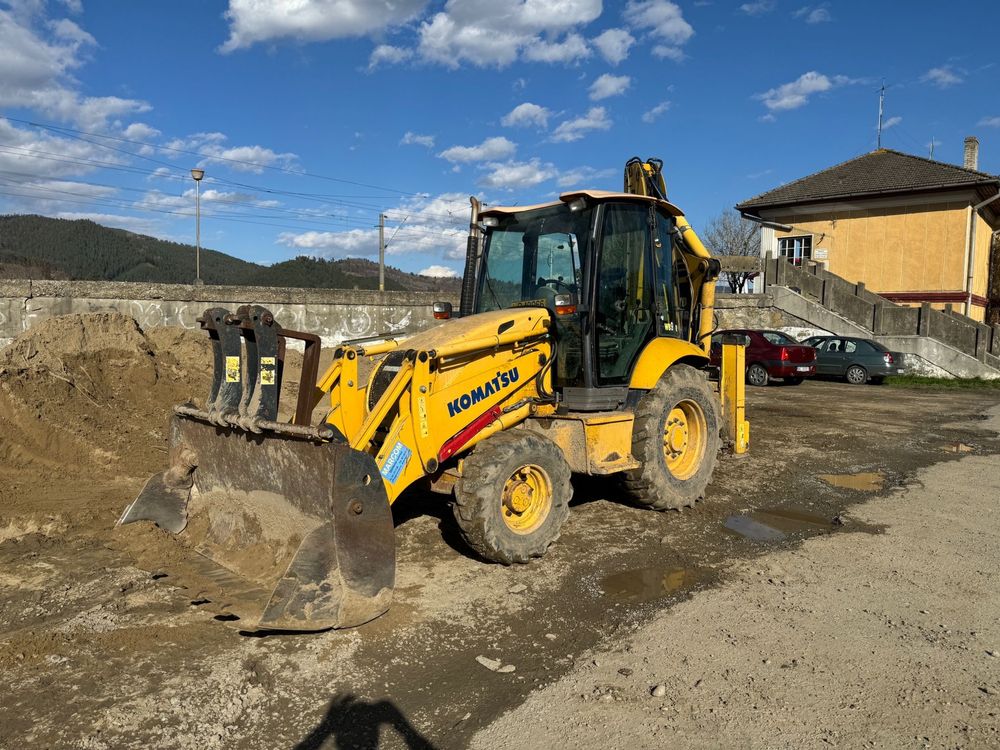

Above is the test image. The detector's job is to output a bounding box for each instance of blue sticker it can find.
[380,441,412,484]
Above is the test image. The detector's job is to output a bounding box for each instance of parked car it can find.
[800,335,905,384]
[710,329,817,386]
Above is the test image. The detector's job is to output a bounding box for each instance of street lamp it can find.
[190,168,205,285]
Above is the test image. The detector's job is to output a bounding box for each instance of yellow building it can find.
[736,141,1000,322]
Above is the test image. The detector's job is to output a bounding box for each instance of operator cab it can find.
[474,192,700,410]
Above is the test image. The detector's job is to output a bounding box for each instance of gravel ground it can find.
[473,406,1000,750]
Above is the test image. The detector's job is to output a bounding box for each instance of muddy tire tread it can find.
[453,430,572,565]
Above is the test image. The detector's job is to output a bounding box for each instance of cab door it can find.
[593,203,656,384]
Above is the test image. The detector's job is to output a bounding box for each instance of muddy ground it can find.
[1,314,999,749]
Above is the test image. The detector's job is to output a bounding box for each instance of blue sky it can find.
[1,0,998,278]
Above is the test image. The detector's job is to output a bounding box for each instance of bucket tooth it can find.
[118,472,191,534]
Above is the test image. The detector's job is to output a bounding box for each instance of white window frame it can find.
[778,235,812,266]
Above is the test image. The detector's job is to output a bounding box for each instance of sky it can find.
[1,0,998,279]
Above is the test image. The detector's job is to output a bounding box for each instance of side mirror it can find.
[433,301,453,320]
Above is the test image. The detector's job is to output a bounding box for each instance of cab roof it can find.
[479,189,685,219]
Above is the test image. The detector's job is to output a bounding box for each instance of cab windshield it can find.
[476,203,593,313]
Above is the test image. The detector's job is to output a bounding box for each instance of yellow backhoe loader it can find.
[119,157,749,631]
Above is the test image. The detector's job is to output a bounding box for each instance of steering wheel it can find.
[537,276,574,291]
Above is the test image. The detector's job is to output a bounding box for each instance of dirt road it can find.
[474,412,1000,749]
[1,316,998,749]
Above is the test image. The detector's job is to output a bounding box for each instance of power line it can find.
[3,115,417,196]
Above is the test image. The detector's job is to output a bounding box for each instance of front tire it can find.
[845,365,868,385]
[746,363,770,387]
[624,365,721,510]
[453,430,572,564]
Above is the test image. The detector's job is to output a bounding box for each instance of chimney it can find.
[964,136,979,170]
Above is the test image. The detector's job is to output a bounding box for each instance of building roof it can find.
[736,149,1000,214]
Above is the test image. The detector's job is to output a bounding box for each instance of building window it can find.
[778,235,812,266]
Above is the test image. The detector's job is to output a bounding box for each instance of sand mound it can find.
[0,314,213,487]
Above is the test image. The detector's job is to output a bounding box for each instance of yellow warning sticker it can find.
[260,356,276,386]
[225,356,240,383]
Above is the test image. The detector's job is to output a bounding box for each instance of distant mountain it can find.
[0,214,460,293]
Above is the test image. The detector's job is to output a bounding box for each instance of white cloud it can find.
[624,0,694,62]
[165,132,298,173]
[367,44,413,70]
[882,116,902,130]
[0,6,149,128]
[501,102,552,129]
[59,0,84,13]
[479,158,556,190]
[740,0,775,14]
[277,193,470,260]
[438,136,516,163]
[592,28,635,65]
[755,71,853,112]
[416,0,601,68]
[556,165,616,188]
[220,0,427,52]
[551,107,612,142]
[642,100,670,123]
[978,116,1000,128]
[122,122,161,141]
[0,117,125,182]
[794,5,831,23]
[589,73,631,101]
[401,131,435,147]
[524,32,591,63]
[921,65,963,88]
[419,264,458,278]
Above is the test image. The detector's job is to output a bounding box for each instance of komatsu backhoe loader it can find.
[119,158,749,631]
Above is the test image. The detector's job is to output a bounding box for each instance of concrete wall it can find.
[0,279,458,349]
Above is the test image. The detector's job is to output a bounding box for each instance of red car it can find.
[711,329,817,386]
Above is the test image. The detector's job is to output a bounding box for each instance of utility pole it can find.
[876,80,885,150]
[378,212,385,292]
[190,168,205,285]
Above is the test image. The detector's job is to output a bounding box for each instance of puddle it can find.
[600,567,703,603]
[817,472,884,492]
[941,442,974,453]
[724,506,834,543]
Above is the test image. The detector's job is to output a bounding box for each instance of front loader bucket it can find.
[119,415,395,631]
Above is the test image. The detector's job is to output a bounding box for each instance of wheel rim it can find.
[847,366,865,384]
[748,366,766,385]
[662,400,708,481]
[501,464,553,535]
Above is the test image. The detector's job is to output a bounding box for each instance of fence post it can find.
[856,281,866,298]
[992,324,1000,355]
[975,324,989,362]
[873,302,885,335]
[918,303,931,336]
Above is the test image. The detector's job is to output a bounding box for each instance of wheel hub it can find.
[501,465,552,534]
[662,401,707,481]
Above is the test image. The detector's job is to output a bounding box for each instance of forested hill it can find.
[0,214,460,293]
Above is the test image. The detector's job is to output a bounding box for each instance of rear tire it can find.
[746,363,769,387]
[624,365,721,510]
[453,430,572,565]
[845,365,868,385]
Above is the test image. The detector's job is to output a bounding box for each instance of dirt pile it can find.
[0,313,213,493]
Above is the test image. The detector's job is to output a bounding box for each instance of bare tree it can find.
[703,209,759,293]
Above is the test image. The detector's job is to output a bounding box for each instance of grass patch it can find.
[884,375,1000,389]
